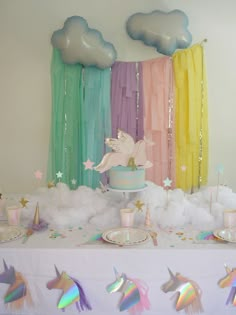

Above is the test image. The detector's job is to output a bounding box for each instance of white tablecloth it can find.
[0,223,236,315]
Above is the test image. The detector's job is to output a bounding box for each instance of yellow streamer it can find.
[173,44,208,191]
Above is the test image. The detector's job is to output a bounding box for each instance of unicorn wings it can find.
[94,152,129,173]
[94,130,153,173]
[106,130,135,155]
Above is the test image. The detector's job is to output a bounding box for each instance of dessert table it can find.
[1,222,236,315]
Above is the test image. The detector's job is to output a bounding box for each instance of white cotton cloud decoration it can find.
[126,10,192,56]
[51,16,117,69]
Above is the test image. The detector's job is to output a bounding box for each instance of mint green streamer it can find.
[48,48,83,188]
[80,67,111,189]
[48,50,111,189]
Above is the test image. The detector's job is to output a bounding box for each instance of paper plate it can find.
[0,225,24,243]
[213,228,236,243]
[102,227,150,246]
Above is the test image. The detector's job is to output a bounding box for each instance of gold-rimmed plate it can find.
[0,225,24,243]
[213,228,236,243]
[102,227,150,246]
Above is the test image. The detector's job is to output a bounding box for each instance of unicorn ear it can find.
[113,267,120,279]
[3,259,8,270]
[224,264,231,274]
[54,265,60,277]
[168,267,175,278]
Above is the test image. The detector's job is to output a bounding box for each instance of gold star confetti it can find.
[134,200,144,212]
[19,197,29,208]
[47,181,55,188]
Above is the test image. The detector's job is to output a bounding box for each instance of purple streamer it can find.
[111,62,144,141]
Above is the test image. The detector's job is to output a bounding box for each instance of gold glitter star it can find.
[134,200,144,212]
[47,181,55,188]
[19,197,29,208]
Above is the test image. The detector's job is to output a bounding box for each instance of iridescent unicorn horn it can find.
[3,259,8,270]
[54,265,60,277]
[224,264,232,274]
[113,267,120,279]
[33,202,40,225]
[168,267,175,278]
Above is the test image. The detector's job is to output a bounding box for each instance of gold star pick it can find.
[47,181,55,188]
[19,197,29,208]
[135,200,144,212]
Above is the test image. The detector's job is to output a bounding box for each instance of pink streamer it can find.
[142,57,176,187]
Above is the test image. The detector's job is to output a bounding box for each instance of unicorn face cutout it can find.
[107,270,140,312]
[47,266,92,312]
[0,259,32,309]
[161,268,203,314]
[106,268,150,314]
[218,264,236,306]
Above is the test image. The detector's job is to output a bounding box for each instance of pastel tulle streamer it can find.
[173,44,208,191]
[111,61,144,141]
[142,57,176,187]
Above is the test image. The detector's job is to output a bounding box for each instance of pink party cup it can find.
[7,206,21,226]
[120,208,135,227]
[224,210,236,228]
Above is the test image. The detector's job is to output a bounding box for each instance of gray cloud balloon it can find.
[126,10,192,56]
[51,16,117,69]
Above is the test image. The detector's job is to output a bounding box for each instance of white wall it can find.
[0,0,236,193]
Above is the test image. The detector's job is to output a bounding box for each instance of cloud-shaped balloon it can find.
[126,10,192,56]
[51,16,117,69]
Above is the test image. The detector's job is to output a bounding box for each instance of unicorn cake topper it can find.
[95,129,153,173]
[106,267,150,314]
[218,264,236,306]
[47,265,92,312]
[0,259,33,309]
[161,268,203,314]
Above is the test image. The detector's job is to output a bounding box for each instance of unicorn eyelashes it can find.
[161,268,203,315]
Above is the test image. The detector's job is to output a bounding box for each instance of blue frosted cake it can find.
[109,166,145,190]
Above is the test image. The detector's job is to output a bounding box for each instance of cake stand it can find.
[108,183,148,200]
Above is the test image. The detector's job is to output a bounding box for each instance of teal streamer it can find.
[80,66,111,189]
[48,48,83,188]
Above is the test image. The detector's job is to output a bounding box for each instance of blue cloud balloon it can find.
[51,16,117,69]
[126,10,192,56]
